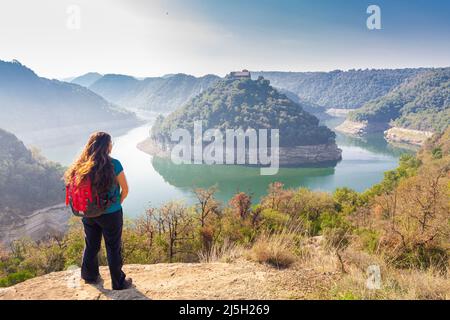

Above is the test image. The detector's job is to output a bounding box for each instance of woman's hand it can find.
[116,171,129,204]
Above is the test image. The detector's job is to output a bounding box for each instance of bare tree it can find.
[194,187,220,227]
[155,202,194,262]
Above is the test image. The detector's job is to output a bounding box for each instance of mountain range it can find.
[252,69,428,110]
[0,60,140,146]
[76,73,220,113]
[2,59,448,148]
[71,68,431,116]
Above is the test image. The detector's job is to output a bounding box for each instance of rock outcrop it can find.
[335,120,389,136]
[138,138,342,166]
[0,262,338,300]
[325,108,356,118]
[384,127,434,146]
[335,120,436,147]
[277,144,342,166]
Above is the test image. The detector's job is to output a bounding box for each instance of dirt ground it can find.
[0,261,338,300]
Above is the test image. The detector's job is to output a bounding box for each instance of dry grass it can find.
[197,239,244,263]
[322,248,450,300]
[247,230,298,269]
[197,230,449,300]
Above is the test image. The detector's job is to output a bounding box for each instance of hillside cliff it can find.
[0,128,69,244]
[252,69,427,110]
[0,261,339,300]
[336,68,450,144]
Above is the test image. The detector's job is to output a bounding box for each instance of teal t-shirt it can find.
[106,158,123,214]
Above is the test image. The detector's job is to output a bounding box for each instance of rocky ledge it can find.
[138,138,342,166]
[325,108,357,118]
[0,261,338,300]
[384,127,434,146]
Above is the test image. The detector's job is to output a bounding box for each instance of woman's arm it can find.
[116,171,129,204]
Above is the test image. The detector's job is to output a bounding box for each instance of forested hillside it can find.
[152,76,335,147]
[0,128,64,225]
[349,68,450,132]
[253,69,427,110]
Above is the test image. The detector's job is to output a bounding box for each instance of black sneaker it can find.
[116,278,133,290]
[83,276,102,285]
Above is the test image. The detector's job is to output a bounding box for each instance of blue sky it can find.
[0,0,449,78]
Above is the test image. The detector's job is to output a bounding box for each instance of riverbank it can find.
[138,138,342,167]
[335,120,434,147]
[384,127,434,146]
[32,122,406,218]
[334,119,389,136]
[325,108,356,118]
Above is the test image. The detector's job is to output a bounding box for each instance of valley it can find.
[0,61,447,243]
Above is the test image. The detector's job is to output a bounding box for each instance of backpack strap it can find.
[65,185,70,206]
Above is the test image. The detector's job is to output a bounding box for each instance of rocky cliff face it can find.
[278,144,342,166]
[384,127,434,146]
[137,138,342,166]
[0,204,71,245]
[335,120,435,147]
[335,119,389,136]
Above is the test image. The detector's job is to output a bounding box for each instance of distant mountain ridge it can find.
[71,72,102,87]
[252,69,429,110]
[0,60,139,144]
[72,68,432,114]
[78,73,220,112]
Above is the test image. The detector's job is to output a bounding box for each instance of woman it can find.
[65,132,132,290]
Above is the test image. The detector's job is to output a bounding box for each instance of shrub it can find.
[260,208,290,232]
[0,270,35,287]
[354,228,380,254]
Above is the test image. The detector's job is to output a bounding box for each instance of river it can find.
[37,118,412,218]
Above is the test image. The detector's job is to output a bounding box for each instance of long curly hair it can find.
[64,132,115,196]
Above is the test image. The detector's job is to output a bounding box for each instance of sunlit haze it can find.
[0,0,449,78]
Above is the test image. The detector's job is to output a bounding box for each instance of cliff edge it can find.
[0,262,337,300]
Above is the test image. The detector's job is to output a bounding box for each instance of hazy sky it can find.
[0,0,449,79]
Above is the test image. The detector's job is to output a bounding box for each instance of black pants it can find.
[81,209,126,290]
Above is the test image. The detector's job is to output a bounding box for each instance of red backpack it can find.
[65,176,109,217]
